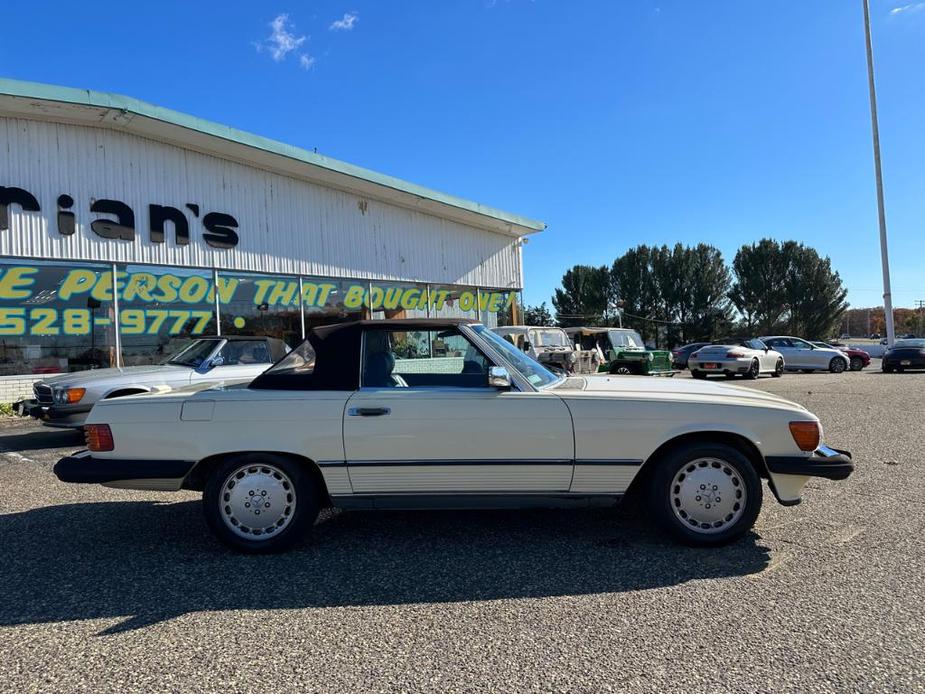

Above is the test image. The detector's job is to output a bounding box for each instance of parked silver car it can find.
[20,336,289,428]
[760,336,850,373]
[688,338,784,380]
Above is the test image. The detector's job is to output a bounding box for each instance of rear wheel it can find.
[829,357,847,374]
[849,356,864,371]
[691,369,707,379]
[771,358,784,377]
[647,443,762,546]
[203,453,319,553]
[744,359,760,380]
[883,364,894,373]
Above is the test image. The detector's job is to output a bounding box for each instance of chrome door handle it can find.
[348,407,391,417]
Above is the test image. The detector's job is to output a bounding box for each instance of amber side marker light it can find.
[789,421,820,452]
[65,388,86,404]
[85,424,114,452]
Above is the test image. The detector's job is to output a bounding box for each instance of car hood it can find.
[38,364,190,387]
[554,375,805,410]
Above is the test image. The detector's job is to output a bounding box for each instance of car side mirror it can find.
[488,366,512,389]
[196,355,224,374]
[522,341,532,352]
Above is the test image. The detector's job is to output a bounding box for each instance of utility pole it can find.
[863,0,896,346]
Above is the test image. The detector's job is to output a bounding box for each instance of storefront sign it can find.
[0,265,516,337]
[0,185,239,249]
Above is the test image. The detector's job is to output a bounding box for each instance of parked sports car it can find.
[54,319,853,553]
[19,337,289,428]
[760,336,850,373]
[882,338,925,373]
[671,342,709,370]
[688,338,784,380]
[811,341,870,372]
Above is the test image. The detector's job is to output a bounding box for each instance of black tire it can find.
[744,359,760,380]
[883,365,894,373]
[647,442,762,546]
[771,358,784,377]
[801,369,814,374]
[612,364,633,375]
[724,372,736,379]
[849,356,864,371]
[829,357,847,374]
[203,453,319,554]
[691,369,707,380]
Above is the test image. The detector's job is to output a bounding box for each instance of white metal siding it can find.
[0,118,522,288]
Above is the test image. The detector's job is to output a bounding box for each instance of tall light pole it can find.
[862,0,896,346]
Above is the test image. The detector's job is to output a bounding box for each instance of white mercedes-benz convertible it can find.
[55,319,853,553]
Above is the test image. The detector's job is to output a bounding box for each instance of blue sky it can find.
[1,1,922,309]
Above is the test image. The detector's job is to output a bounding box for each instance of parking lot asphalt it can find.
[1,363,923,693]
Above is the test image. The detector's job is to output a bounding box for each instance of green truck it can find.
[565,327,674,376]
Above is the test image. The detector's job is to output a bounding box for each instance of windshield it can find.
[608,329,644,349]
[165,339,220,367]
[471,324,560,389]
[894,339,925,348]
[531,329,570,347]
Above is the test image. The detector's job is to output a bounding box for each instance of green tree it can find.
[729,239,790,333]
[522,302,553,326]
[781,242,848,339]
[610,246,659,341]
[552,265,611,326]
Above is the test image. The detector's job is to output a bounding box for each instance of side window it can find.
[220,340,272,365]
[765,338,787,349]
[362,329,491,388]
[791,339,813,350]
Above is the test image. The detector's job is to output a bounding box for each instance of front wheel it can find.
[849,356,864,371]
[612,365,633,375]
[647,443,762,546]
[203,453,319,553]
[829,357,847,374]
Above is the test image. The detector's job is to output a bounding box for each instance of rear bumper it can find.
[689,358,751,374]
[765,447,854,481]
[54,450,196,485]
[883,356,925,369]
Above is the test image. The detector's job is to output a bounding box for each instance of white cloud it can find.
[299,54,316,70]
[890,2,925,15]
[258,14,307,62]
[329,11,359,31]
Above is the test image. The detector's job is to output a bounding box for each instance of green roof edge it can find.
[0,77,545,233]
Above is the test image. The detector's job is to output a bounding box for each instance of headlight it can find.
[646,352,653,361]
[54,387,86,404]
[567,352,577,363]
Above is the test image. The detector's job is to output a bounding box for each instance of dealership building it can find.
[0,79,543,400]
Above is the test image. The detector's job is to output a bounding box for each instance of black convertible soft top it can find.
[249,318,477,391]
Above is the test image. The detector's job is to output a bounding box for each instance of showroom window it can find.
[368,281,430,320]
[427,285,479,321]
[302,277,369,332]
[218,271,302,348]
[0,259,116,375]
[479,288,520,328]
[117,265,217,366]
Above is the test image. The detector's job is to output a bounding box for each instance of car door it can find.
[766,338,799,368]
[342,327,574,495]
[787,338,821,369]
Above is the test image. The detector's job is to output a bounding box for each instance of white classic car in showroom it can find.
[688,338,785,380]
[22,336,289,428]
[54,319,853,553]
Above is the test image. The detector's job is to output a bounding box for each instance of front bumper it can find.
[765,446,854,481]
[15,398,92,428]
[54,450,196,485]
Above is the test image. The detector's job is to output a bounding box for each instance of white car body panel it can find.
[687,342,783,376]
[760,336,850,371]
[85,364,821,505]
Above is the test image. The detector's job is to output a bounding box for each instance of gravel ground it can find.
[1,363,923,693]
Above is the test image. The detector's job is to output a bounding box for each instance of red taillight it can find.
[726,351,745,358]
[85,424,114,452]
[789,421,820,452]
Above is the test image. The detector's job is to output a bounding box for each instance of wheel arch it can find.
[103,386,151,399]
[183,451,332,506]
[625,430,773,502]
